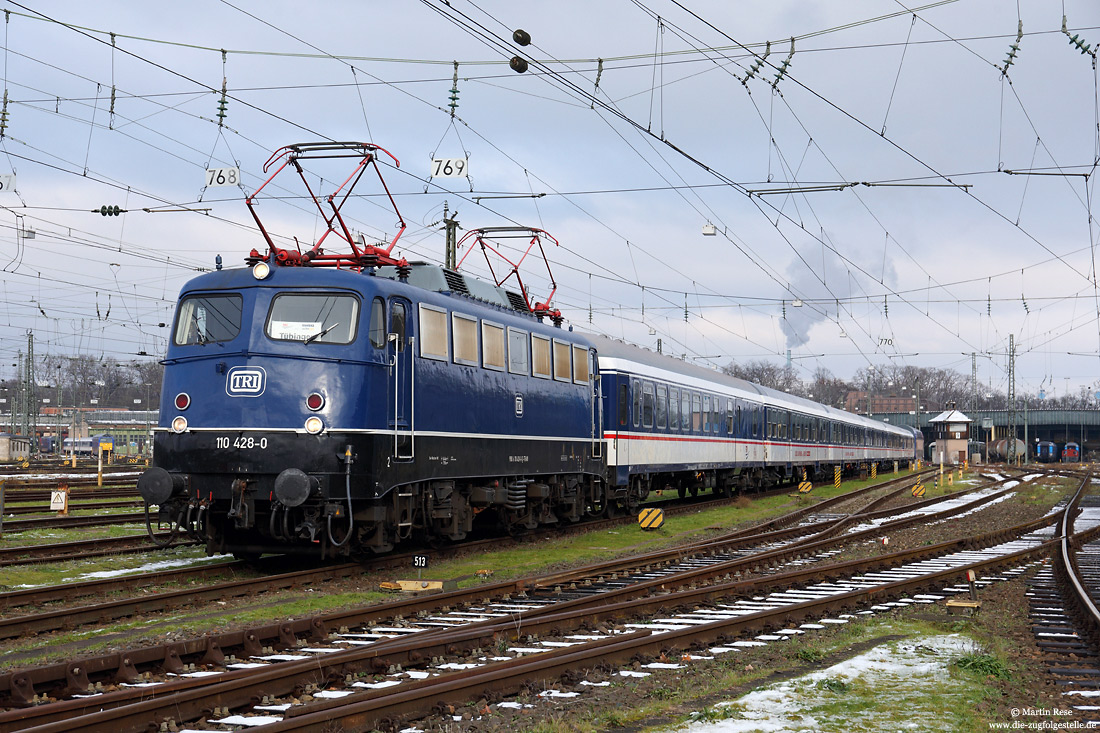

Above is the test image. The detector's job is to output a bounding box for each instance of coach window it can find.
[481,321,506,371]
[632,379,642,428]
[176,293,243,346]
[266,293,359,344]
[618,382,629,426]
[682,390,691,431]
[531,335,551,378]
[657,385,668,428]
[507,328,529,374]
[418,304,448,360]
[642,382,655,428]
[369,298,386,348]
[726,399,734,434]
[553,340,572,382]
[452,313,477,365]
[702,395,710,432]
[713,396,722,434]
[572,344,589,384]
[780,412,788,439]
[692,393,702,432]
[669,387,680,429]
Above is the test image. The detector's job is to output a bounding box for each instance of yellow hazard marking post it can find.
[912,482,925,498]
[638,507,664,530]
[798,480,813,493]
[20,460,29,469]
[871,464,877,479]
[834,465,841,489]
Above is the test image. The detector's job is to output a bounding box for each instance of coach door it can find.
[590,349,602,458]
[388,297,414,460]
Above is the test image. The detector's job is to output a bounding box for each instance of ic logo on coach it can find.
[226,366,267,397]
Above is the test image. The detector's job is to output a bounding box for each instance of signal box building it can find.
[928,407,972,465]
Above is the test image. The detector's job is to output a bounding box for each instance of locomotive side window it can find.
[452,313,478,365]
[656,385,668,428]
[642,382,655,428]
[668,387,679,429]
[508,328,529,374]
[369,298,386,348]
[266,293,358,344]
[553,340,572,382]
[532,335,551,378]
[572,344,589,383]
[419,304,448,361]
[481,321,506,370]
[391,302,407,352]
[175,294,242,345]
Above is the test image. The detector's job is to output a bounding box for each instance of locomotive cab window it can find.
[369,297,386,348]
[390,302,407,352]
[419,304,448,361]
[175,293,242,345]
[266,293,358,344]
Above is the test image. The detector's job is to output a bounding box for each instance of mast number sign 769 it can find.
[430,158,467,178]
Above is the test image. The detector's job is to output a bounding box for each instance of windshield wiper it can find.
[303,322,339,345]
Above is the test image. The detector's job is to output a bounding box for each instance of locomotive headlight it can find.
[304,416,324,435]
[252,261,271,280]
[171,416,188,433]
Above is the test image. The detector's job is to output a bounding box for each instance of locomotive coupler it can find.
[227,478,256,529]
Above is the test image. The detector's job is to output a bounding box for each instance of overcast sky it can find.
[0,0,1097,400]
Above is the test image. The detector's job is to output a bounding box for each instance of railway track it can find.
[0,471,929,631]
[0,468,1046,730]
[1022,474,1100,724]
[0,534,196,567]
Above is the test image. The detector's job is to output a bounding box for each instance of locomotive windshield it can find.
[174,294,243,345]
[265,293,359,344]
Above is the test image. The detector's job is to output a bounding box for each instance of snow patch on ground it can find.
[672,634,973,732]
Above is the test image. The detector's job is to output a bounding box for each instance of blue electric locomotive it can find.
[1036,440,1059,463]
[138,141,916,559]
